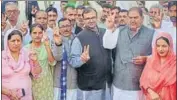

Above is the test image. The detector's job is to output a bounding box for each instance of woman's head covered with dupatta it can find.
[4,29,23,53]
[154,32,175,59]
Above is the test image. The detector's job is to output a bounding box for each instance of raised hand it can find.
[42,31,50,46]
[105,15,116,30]
[53,27,62,45]
[29,49,38,62]
[31,5,38,15]
[2,13,7,31]
[19,20,29,36]
[29,48,42,78]
[152,11,163,28]
[81,45,90,63]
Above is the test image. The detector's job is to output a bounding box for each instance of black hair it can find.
[45,6,58,14]
[61,1,68,3]
[58,18,71,26]
[30,23,44,34]
[82,7,97,18]
[111,6,121,12]
[128,7,143,17]
[8,30,23,41]
[76,5,85,10]
[34,10,46,18]
[102,3,112,9]
[119,9,128,13]
[156,36,170,46]
[168,1,177,9]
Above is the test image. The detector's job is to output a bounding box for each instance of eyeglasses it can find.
[84,16,96,21]
[6,10,18,15]
[163,5,168,8]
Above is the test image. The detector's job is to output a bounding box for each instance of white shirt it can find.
[103,28,119,49]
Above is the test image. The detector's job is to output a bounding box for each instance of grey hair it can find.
[5,2,18,11]
[149,4,163,12]
[128,7,143,17]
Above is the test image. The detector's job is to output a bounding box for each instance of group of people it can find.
[1,1,176,100]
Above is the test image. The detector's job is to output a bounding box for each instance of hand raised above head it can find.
[31,5,38,15]
[105,15,116,30]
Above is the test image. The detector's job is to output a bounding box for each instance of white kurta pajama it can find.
[103,26,154,100]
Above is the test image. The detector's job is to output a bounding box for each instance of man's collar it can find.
[128,25,143,38]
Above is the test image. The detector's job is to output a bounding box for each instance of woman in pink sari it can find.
[2,29,42,100]
[140,32,176,100]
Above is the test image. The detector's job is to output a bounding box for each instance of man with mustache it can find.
[104,7,154,100]
[159,1,170,22]
[76,5,85,30]
[64,4,79,35]
[168,1,176,28]
[148,4,169,29]
[98,3,112,29]
[148,2,176,54]
[166,1,176,53]
[51,18,78,100]
[148,4,167,46]
[72,5,85,35]
[46,6,58,29]
[3,2,28,34]
[3,2,29,46]
[3,2,20,34]
[118,9,128,26]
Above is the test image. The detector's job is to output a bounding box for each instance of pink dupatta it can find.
[2,29,29,74]
[140,32,176,100]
